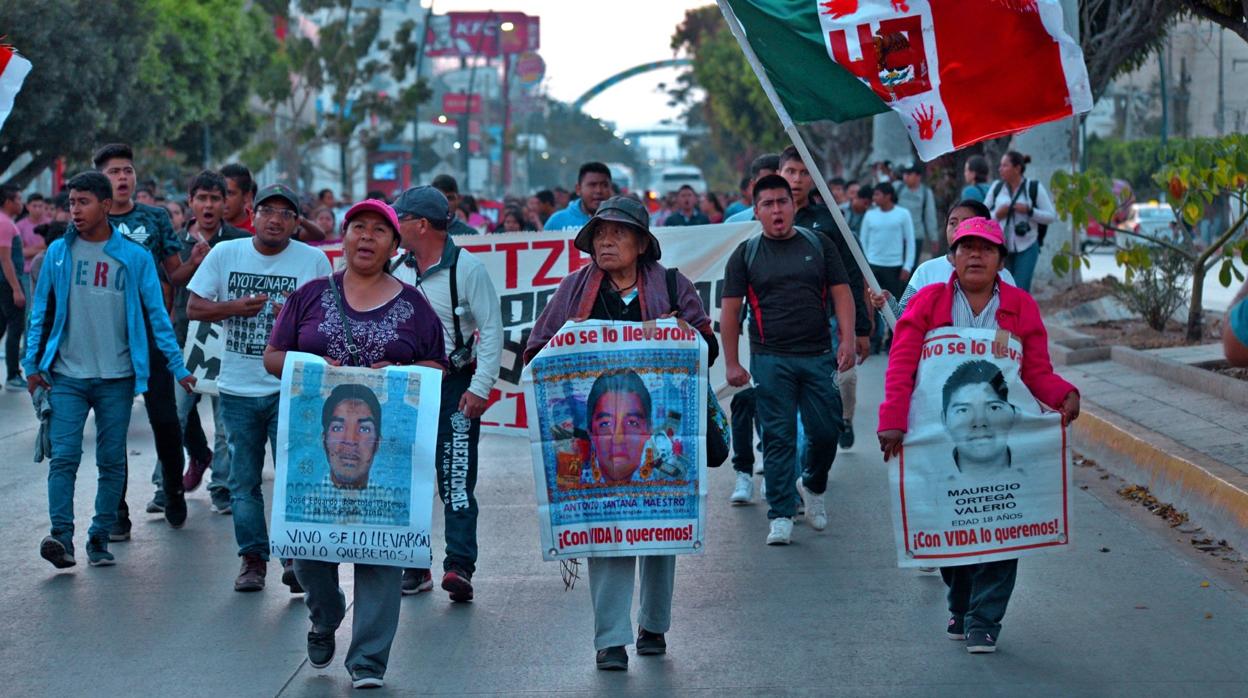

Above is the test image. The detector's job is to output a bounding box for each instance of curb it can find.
[1109,345,1248,409]
[1072,405,1248,553]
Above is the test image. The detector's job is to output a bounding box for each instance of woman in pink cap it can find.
[877,216,1079,655]
[264,199,448,689]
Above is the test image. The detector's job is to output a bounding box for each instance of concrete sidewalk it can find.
[1,359,1246,696]
[1063,349,1248,552]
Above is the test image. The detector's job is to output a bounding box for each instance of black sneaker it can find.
[636,627,666,655]
[595,646,628,670]
[282,560,304,594]
[401,568,433,595]
[946,615,965,640]
[441,566,473,603]
[40,535,75,569]
[164,491,187,529]
[966,630,997,653]
[109,517,131,542]
[307,629,336,669]
[838,423,855,449]
[86,536,115,566]
[145,491,166,514]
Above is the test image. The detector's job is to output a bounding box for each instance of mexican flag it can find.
[722,0,1092,161]
[0,45,32,134]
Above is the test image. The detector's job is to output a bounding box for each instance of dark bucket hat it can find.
[573,195,662,261]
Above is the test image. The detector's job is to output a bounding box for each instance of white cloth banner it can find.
[523,319,708,560]
[890,328,1070,567]
[183,320,224,396]
[460,222,757,434]
[269,352,442,568]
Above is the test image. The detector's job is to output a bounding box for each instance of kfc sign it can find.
[425,12,540,57]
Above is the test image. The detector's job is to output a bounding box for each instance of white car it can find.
[1124,202,1183,246]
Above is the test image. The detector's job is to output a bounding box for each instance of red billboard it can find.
[442,93,482,115]
[425,12,540,57]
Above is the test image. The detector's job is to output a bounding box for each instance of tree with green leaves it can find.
[1051,134,1248,339]
[249,1,430,196]
[0,0,272,188]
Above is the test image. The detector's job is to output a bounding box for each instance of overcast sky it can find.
[431,0,711,132]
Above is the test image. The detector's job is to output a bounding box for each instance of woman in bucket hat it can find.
[525,196,718,670]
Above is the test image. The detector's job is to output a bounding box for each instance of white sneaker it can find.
[806,491,828,531]
[766,517,793,545]
[730,473,754,504]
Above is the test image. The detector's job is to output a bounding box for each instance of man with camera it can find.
[390,185,503,603]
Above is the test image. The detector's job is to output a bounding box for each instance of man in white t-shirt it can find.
[187,184,332,593]
[860,182,914,353]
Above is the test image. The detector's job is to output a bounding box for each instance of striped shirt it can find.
[951,281,1000,329]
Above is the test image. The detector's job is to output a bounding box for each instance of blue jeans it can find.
[47,373,136,545]
[1006,244,1040,292]
[750,352,843,519]
[220,392,278,559]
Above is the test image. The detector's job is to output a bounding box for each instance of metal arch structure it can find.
[572,58,692,110]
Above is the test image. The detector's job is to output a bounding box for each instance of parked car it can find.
[1081,178,1132,253]
[1124,201,1182,247]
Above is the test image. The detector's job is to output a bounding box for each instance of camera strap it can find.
[447,247,472,352]
[327,272,362,366]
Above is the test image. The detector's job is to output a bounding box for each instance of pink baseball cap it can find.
[341,199,400,237]
[951,217,1006,249]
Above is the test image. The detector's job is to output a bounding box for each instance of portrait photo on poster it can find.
[893,329,1069,567]
[533,349,701,525]
[283,361,420,528]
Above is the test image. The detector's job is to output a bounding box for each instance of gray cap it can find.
[391,185,451,226]
[573,195,661,261]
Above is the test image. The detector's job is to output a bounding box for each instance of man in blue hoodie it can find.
[543,162,612,231]
[25,172,195,570]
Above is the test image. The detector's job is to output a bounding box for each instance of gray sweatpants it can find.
[294,560,403,678]
[587,555,676,650]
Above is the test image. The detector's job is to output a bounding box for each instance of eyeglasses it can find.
[255,206,298,221]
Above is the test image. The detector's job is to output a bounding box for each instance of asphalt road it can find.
[1,358,1245,697]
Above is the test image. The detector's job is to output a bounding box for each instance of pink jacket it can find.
[878,275,1077,433]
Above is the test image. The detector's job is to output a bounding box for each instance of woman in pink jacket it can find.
[877,217,1080,654]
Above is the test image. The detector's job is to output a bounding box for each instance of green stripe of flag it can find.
[725,0,888,123]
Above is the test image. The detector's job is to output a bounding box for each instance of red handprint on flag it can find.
[911,104,942,141]
[820,0,858,18]
[891,0,911,11]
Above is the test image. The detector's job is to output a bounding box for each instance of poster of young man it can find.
[890,328,1070,567]
[270,352,442,567]
[523,318,708,560]
[183,319,224,395]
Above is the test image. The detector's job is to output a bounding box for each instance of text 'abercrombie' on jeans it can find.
[435,368,481,575]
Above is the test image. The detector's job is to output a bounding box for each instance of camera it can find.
[448,345,474,371]
[1014,221,1030,238]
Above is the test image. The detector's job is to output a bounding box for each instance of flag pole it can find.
[715,0,897,329]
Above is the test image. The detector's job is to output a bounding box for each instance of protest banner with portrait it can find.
[523,318,708,560]
[890,328,1071,568]
[183,320,224,396]
[269,352,442,568]
[456,223,756,434]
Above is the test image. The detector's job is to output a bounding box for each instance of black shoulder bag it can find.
[327,273,363,367]
[665,267,730,468]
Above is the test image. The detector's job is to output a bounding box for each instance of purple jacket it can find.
[524,260,716,364]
